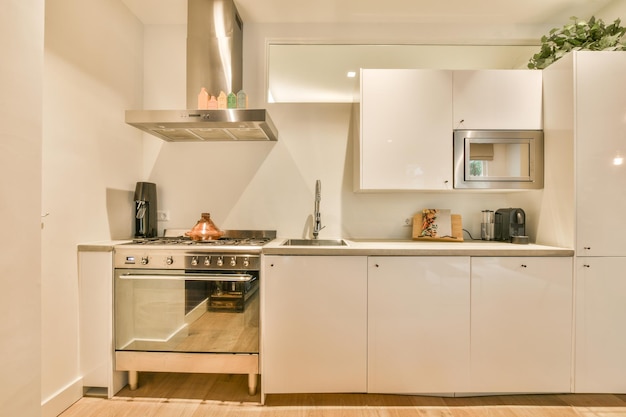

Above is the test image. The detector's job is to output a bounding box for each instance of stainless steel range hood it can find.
[125,0,278,142]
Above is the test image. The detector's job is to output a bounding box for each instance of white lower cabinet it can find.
[575,257,626,393]
[470,257,573,393]
[367,256,471,393]
[262,254,575,395]
[78,250,127,397]
[262,256,368,393]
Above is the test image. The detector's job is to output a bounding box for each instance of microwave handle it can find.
[118,273,253,282]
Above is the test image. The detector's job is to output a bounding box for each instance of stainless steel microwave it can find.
[453,130,544,189]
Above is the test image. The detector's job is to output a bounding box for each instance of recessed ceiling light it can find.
[347,71,356,78]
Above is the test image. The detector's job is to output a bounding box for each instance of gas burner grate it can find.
[130,237,272,246]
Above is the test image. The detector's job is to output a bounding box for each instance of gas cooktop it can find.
[118,229,277,250]
[127,236,273,246]
[114,230,277,269]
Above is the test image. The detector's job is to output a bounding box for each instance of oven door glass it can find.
[114,269,259,353]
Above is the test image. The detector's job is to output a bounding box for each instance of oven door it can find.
[114,268,259,354]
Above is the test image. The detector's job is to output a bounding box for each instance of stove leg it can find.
[128,371,138,390]
[248,373,257,395]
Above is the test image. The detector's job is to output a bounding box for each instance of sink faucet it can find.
[312,179,324,239]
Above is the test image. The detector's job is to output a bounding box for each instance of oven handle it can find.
[118,273,254,282]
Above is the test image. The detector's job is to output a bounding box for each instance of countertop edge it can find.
[262,240,574,257]
[78,240,131,252]
[261,247,574,256]
[78,239,574,257]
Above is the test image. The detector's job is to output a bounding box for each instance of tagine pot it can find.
[185,213,224,241]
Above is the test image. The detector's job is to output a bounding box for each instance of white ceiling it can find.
[120,0,623,102]
[121,0,618,25]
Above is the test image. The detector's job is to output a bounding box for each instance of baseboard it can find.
[41,377,83,417]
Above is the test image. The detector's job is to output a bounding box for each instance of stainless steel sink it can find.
[281,239,348,247]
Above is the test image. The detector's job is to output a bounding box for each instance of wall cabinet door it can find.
[368,256,470,393]
[452,70,543,129]
[470,257,572,392]
[359,69,453,190]
[262,256,367,393]
[575,257,626,393]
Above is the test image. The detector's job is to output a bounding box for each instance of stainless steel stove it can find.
[113,230,275,396]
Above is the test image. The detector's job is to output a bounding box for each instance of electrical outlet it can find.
[403,217,413,227]
[157,210,170,221]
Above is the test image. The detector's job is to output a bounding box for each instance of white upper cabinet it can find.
[359,69,453,191]
[358,69,544,191]
[452,70,543,130]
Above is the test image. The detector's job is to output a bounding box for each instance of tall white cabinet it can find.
[543,51,626,393]
[575,257,626,393]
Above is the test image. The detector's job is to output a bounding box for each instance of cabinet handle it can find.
[583,247,591,250]
[583,264,590,268]
[374,264,380,268]
[521,264,527,268]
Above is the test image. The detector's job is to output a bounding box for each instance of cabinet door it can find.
[470,257,572,392]
[368,256,470,393]
[453,70,542,129]
[262,256,367,393]
[575,53,626,256]
[359,69,453,190]
[79,251,127,397]
[575,257,626,393]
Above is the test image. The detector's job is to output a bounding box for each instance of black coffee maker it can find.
[134,182,157,238]
[494,208,525,242]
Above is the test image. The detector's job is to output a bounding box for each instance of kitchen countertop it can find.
[77,238,573,257]
[263,238,574,257]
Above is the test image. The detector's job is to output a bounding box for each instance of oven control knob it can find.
[243,257,250,267]
[166,256,174,266]
[229,256,237,267]
[216,256,223,267]
[191,256,198,266]
[204,256,211,266]
[141,256,149,265]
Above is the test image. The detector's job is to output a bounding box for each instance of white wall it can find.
[0,2,43,417]
[141,22,549,241]
[42,1,144,415]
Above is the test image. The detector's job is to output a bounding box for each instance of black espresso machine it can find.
[494,208,526,242]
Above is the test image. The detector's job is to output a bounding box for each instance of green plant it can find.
[528,16,626,69]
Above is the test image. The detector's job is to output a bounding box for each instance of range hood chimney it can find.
[125,0,278,142]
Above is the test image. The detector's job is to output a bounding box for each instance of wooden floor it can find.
[59,372,626,417]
